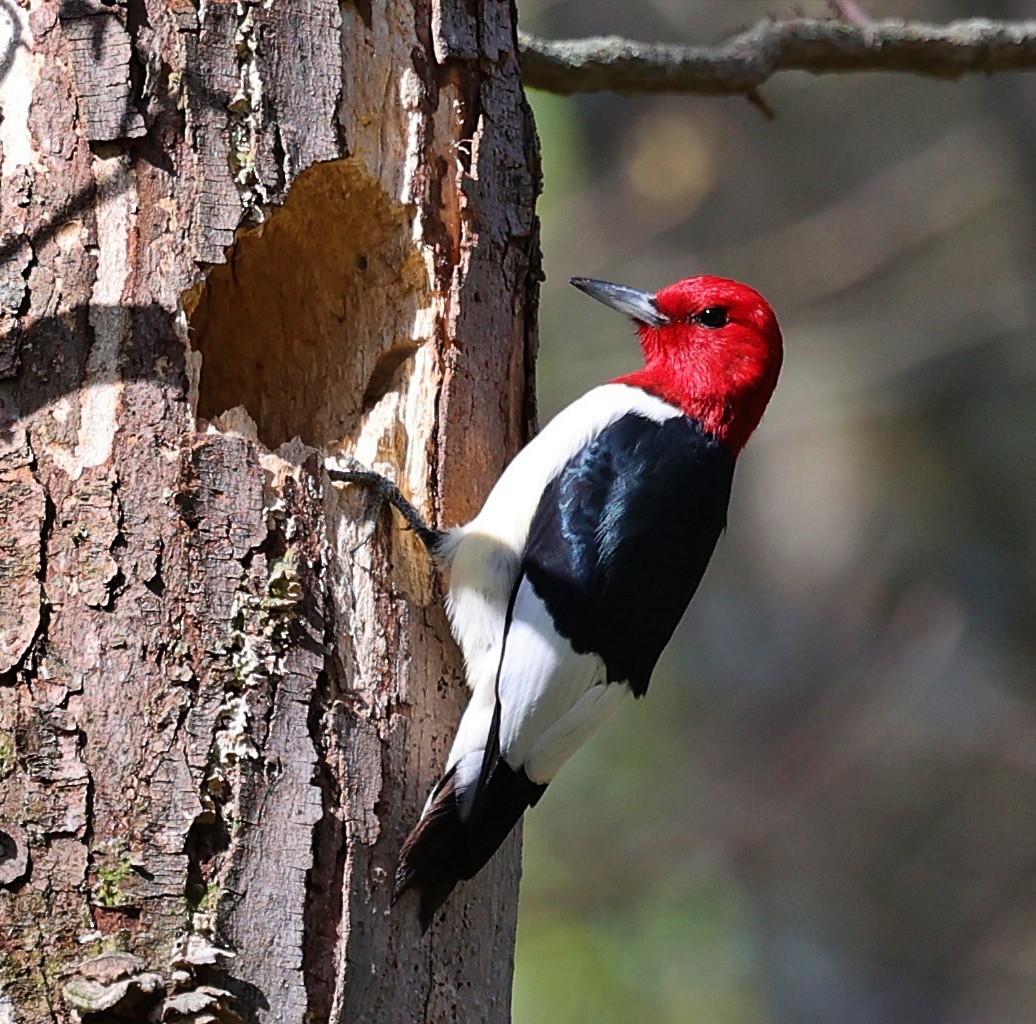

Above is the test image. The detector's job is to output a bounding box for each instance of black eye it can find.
[695,306,728,328]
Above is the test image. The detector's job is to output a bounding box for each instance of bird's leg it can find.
[325,455,445,554]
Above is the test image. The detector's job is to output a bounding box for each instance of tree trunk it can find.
[0,1,540,1021]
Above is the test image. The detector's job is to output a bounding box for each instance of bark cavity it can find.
[185,158,432,451]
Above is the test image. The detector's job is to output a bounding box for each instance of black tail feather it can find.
[462,757,546,877]
[394,760,547,932]
[393,769,466,931]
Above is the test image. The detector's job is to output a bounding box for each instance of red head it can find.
[572,275,783,453]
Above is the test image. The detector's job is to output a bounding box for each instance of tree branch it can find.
[518,18,1036,96]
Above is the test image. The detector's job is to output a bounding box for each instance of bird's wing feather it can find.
[523,410,736,695]
[470,410,735,802]
[444,384,684,698]
[495,577,620,782]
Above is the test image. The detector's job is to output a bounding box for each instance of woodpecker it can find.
[327,275,783,930]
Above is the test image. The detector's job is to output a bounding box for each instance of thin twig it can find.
[518,18,1036,96]
[827,0,872,26]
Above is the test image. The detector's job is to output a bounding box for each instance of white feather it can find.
[443,580,631,790]
[496,579,606,770]
[498,581,631,785]
[525,683,628,783]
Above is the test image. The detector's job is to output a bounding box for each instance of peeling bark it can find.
[0,434,45,675]
[59,1,146,143]
[0,1,540,1021]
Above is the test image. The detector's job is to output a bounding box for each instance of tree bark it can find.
[0,2,540,1022]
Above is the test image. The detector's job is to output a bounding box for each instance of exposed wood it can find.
[0,0,540,1021]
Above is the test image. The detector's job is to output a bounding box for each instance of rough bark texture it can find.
[0,1,540,1022]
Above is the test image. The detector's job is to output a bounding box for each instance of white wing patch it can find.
[497,579,606,766]
[524,684,628,783]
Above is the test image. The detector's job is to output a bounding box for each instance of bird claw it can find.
[325,456,392,552]
[348,493,386,553]
[324,454,376,485]
[325,455,443,554]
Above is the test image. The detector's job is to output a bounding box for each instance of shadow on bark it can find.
[0,303,183,446]
[0,0,23,85]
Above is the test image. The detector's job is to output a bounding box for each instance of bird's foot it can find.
[325,455,443,554]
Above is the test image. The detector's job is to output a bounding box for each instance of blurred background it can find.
[512,2,1036,1022]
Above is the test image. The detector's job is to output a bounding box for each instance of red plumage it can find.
[618,276,782,453]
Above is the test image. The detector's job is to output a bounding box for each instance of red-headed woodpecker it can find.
[328,275,783,930]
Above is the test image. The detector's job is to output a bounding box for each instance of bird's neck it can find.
[615,363,776,455]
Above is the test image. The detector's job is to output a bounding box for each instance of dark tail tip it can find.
[393,858,459,934]
[392,760,548,931]
[393,771,465,932]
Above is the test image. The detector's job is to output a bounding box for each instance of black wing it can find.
[522,412,735,696]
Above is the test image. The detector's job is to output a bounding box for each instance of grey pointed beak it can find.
[570,277,669,328]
